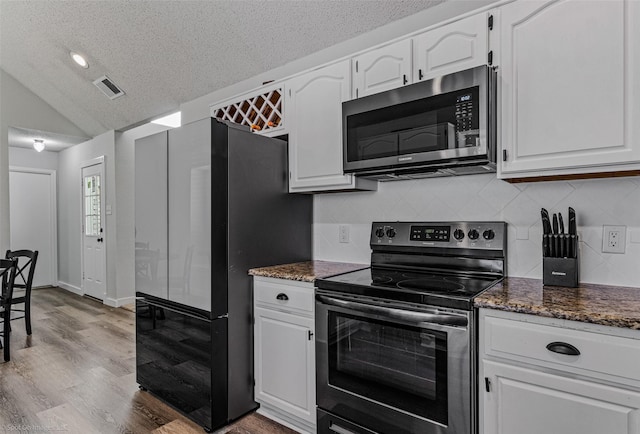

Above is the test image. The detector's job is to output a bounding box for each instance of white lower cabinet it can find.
[483,360,640,434]
[480,309,640,434]
[253,277,316,433]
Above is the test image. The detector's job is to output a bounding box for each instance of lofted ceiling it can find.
[0,0,445,140]
[8,127,89,152]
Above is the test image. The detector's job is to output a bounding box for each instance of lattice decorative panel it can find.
[213,88,283,133]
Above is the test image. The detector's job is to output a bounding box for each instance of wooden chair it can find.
[0,258,18,361]
[5,250,39,335]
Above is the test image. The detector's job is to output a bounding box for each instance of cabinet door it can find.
[254,307,315,423]
[482,360,640,434]
[413,12,489,82]
[499,0,640,176]
[287,60,362,192]
[352,39,412,98]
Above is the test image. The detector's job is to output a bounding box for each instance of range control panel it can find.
[410,226,450,242]
[371,221,506,251]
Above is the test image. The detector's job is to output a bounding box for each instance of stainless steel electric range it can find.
[315,221,507,434]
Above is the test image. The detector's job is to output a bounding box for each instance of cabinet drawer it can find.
[254,280,314,314]
[484,315,640,383]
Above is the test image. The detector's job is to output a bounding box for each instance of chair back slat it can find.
[1,258,18,303]
[5,250,38,290]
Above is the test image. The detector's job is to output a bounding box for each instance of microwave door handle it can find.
[317,295,467,327]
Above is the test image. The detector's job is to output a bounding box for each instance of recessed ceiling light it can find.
[151,112,181,128]
[70,52,89,69]
[33,139,45,152]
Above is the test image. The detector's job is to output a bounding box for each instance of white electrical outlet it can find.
[339,225,350,243]
[602,225,626,254]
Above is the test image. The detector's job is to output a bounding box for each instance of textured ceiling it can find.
[0,0,445,139]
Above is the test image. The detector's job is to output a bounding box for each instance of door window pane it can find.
[84,174,101,236]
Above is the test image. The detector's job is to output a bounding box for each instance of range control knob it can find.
[386,228,396,238]
[483,229,495,240]
[453,229,465,240]
[375,228,385,238]
[468,229,480,240]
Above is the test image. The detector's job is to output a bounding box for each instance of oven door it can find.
[315,292,472,434]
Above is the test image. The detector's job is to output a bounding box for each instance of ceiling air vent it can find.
[93,75,125,100]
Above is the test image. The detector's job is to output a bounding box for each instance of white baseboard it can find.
[57,281,83,296]
[103,296,135,308]
[256,406,315,434]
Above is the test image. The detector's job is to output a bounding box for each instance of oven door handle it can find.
[317,295,468,327]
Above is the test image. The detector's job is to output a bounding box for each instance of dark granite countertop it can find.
[475,277,640,330]
[249,260,368,283]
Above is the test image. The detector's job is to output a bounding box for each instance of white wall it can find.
[314,174,640,287]
[0,68,87,255]
[8,147,58,171]
[57,131,117,298]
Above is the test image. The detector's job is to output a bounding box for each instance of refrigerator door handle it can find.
[139,298,212,322]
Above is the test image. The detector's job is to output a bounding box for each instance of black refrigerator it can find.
[134,118,312,431]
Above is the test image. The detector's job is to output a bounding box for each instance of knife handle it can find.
[543,234,550,257]
[559,234,566,258]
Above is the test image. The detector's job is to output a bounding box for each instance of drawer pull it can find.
[546,341,580,356]
[276,293,289,301]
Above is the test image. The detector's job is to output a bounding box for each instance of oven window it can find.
[328,312,448,424]
[345,86,480,163]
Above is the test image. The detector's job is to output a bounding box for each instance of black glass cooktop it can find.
[316,267,502,310]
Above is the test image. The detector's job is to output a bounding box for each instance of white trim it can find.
[58,281,83,296]
[80,156,107,300]
[80,155,105,169]
[8,166,59,286]
[103,296,135,308]
[256,407,314,434]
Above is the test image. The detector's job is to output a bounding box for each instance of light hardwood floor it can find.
[0,287,297,434]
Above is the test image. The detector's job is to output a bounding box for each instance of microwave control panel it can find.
[455,90,479,147]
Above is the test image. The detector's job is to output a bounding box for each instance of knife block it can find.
[543,237,579,287]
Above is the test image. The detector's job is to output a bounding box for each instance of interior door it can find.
[81,162,106,299]
[9,168,56,287]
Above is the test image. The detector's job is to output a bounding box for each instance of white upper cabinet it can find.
[287,60,377,193]
[499,0,640,178]
[352,39,412,98]
[413,12,490,82]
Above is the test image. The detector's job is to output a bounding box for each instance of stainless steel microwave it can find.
[343,65,497,180]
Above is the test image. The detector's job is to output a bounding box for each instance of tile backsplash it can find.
[313,174,640,287]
